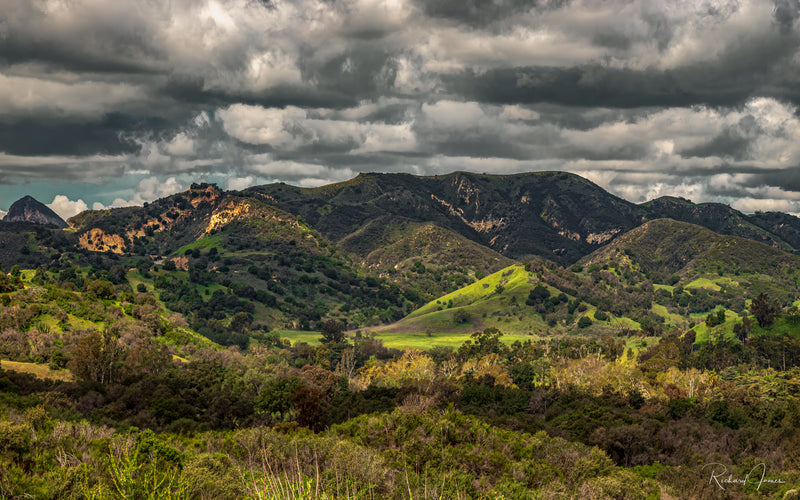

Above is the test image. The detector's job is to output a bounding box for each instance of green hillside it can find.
[373,219,800,347]
[338,215,513,300]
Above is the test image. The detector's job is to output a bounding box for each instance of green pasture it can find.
[174,235,224,255]
[275,328,536,350]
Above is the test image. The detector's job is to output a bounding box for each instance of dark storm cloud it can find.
[413,0,543,27]
[748,170,800,192]
[0,114,163,156]
[0,1,168,74]
[2,0,800,214]
[773,0,800,33]
[447,40,800,109]
[159,76,358,111]
[679,127,754,162]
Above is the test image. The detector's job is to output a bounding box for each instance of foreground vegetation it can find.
[2,263,800,498]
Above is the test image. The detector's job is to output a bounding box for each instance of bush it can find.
[453,309,471,324]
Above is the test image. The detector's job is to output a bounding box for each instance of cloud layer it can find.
[1,0,800,212]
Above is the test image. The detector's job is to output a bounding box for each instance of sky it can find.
[1,0,800,220]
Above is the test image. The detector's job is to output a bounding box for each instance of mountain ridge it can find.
[2,195,67,228]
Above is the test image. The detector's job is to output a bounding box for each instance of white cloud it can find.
[163,132,196,157]
[500,105,539,122]
[558,98,800,170]
[421,101,486,129]
[93,176,187,209]
[731,197,800,213]
[225,175,258,191]
[218,103,417,152]
[47,195,89,219]
[0,209,6,219]
[654,0,774,70]
[246,157,356,185]
[708,173,756,192]
[423,25,608,72]
[218,105,307,148]
[0,74,144,118]
[130,176,185,205]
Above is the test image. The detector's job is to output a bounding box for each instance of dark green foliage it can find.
[85,279,116,299]
[526,284,550,305]
[319,318,346,344]
[705,308,726,327]
[452,308,471,324]
[457,328,507,359]
[750,292,781,327]
[733,316,754,343]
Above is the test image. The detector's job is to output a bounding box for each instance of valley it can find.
[0,172,799,498]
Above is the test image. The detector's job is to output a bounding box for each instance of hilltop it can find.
[245,171,645,264]
[2,195,67,228]
[244,171,800,266]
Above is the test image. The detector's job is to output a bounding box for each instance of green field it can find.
[274,328,537,350]
[174,234,224,255]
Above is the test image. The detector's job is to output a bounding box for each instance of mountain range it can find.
[5,171,799,267]
[243,171,800,263]
[3,171,800,336]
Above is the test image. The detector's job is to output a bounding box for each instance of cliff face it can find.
[2,196,68,228]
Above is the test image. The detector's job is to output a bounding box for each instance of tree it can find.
[229,311,253,333]
[458,328,507,359]
[750,292,780,328]
[733,316,754,343]
[85,279,116,299]
[68,330,124,385]
[453,309,471,324]
[319,318,346,344]
[526,285,550,306]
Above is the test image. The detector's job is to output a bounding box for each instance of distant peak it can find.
[2,195,68,228]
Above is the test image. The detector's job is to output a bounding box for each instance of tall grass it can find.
[242,448,376,500]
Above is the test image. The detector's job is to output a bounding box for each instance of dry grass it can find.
[0,359,74,382]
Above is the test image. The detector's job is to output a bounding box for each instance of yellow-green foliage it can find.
[408,264,530,318]
[174,235,224,255]
[685,277,732,291]
[0,360,73,382]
